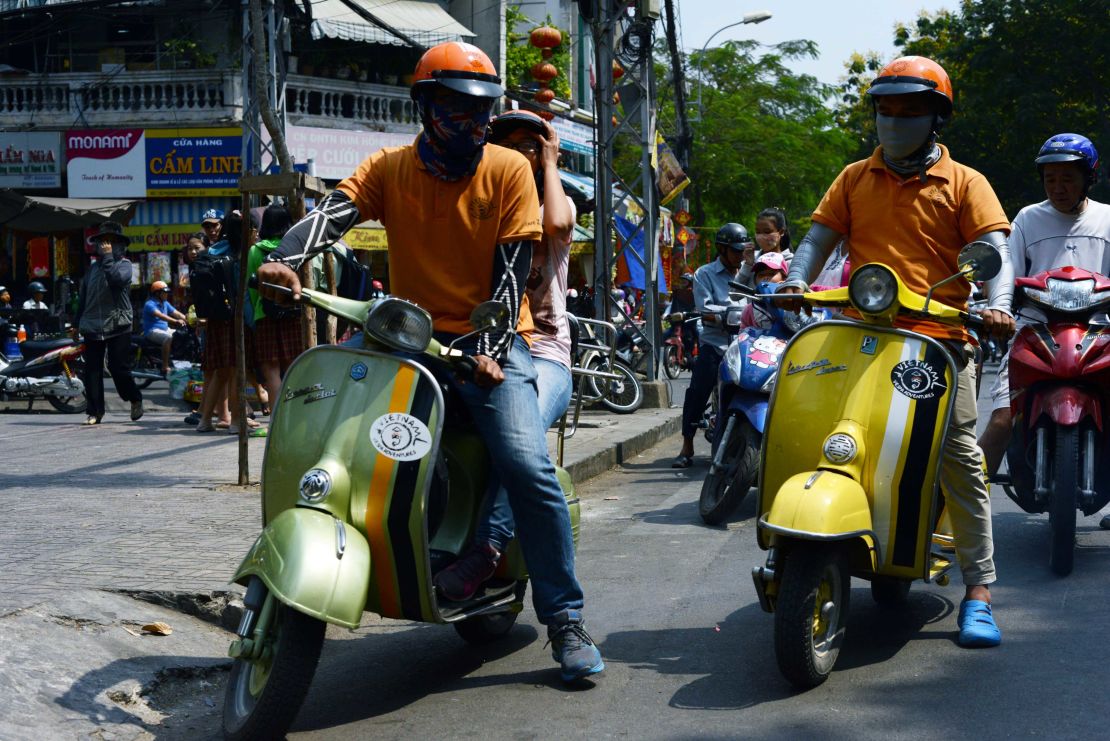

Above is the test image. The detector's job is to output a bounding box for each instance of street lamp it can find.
[693,11,772,120]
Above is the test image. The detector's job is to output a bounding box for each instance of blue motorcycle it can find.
[698,283,822,524]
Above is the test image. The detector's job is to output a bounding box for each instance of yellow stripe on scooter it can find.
[364,366,418,619]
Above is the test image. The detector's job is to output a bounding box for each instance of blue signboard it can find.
[145,128,242,197]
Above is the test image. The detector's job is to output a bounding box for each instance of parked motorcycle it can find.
[698,285,824,525]
[662,313,698,379]
[0,320,86,413]
[221,286,580,740]
[750,243,1000,688]
[999,266,1110,576]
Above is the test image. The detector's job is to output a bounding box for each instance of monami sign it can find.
[66,128,146,198]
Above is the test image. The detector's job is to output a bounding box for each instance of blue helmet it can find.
[1036,133,1099,182]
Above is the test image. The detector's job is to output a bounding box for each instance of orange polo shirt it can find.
[812,145,1010,341]
[338,141,541,338]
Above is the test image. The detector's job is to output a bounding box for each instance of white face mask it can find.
[876,114,934,159]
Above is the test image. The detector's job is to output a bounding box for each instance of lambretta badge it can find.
[350,362,368,381]
[890,359,947,400]
[370,413,432,461]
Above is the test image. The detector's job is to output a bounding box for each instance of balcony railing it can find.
[0,70,242,129]
[285,74,419,133]
[0,69,419,134]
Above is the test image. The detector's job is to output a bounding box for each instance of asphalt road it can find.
[280,361,1110,739]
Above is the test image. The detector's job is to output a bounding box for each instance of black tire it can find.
[663,345,681,379]
[588,359,642,414]
[774,543,850,689]
[870,576,912,607]
[453,610,518,645]
[1049,425,1079,577]
[699,418,759,525]
[223,597,326,741]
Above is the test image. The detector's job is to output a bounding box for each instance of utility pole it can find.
[662,0,690,172]
[589,0,663,386]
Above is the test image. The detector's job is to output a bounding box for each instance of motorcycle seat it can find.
[20,338,72,356]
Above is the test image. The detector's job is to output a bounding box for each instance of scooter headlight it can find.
[848,265,898,315]
[724,338,744,381]
[363,298,433,353]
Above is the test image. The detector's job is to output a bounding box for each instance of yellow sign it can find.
[346,227,388,251]
[122,224,199,252]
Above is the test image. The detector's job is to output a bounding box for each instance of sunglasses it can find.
[504,141,540,156]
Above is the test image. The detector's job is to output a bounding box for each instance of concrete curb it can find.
[564,412,682,484]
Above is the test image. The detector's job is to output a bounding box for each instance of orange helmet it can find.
[867,56,953,118]
[411,41,503,99]
[151,280,169,293]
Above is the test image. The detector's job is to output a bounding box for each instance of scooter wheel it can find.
[774,543,850,689]
[453,610,518,645]
[699,420,759,525]
[223,595,326,741]
[1049,425,1079,577]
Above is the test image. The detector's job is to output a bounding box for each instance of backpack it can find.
[334,247,376,301]
[190,252,234,319]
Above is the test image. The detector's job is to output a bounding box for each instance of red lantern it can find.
[531,61,558,82]
[533,88,556,104]
[529,26,562,49]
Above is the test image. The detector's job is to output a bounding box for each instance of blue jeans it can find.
[430,338,581,623]
[477,357,572,553]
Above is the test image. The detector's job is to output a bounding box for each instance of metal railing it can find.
[285,74,419,132]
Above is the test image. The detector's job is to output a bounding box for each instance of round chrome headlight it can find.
[299,468,332,503]
[363,298,433,353]
[848,265,898,315]
[823,433,857,464]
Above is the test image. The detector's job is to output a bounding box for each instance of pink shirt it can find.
[526,196,576,368]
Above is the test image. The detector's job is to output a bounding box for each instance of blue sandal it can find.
[958,599,1001,648]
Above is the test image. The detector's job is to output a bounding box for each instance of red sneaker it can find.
[433,542,501,601]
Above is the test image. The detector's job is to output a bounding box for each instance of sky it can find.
[676,0,958,88]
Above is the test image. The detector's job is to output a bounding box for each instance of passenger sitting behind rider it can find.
[255,42,602,684]
[740,252,788,330]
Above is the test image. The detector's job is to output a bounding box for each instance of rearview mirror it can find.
[957,242,1002,282]
[469,301,510,331]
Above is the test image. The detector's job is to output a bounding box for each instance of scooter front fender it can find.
[1030,386,1102,431]
[726,392,768,434]
[233,508,370,629]
[760,470,878,567]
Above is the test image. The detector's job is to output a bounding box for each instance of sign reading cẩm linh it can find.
[66,128,242,198]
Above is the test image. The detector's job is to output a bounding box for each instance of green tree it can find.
[837,0,1110,217]
[657,39,854,236]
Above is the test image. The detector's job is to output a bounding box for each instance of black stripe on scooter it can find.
[892,343,947,567]
[388,374,436,621]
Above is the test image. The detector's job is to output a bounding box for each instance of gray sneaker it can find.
[130,400,144,421]
[547,610,604,683]
[1100,515,1110,531]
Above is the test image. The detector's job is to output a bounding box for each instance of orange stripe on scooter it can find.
[364,366,417,619]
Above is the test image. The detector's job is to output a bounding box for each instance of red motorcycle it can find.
[1003,266,1110,575]
[662,312,699,379]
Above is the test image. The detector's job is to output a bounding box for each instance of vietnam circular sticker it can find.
[370,413,432,461]
[890,359,947,401]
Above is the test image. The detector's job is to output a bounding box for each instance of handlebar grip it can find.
[452,353,479,380]
[965,312,985,331]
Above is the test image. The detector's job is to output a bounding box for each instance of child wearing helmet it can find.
[975,133,1110,529]
[741,252,789,329]
[777,55,1015,648]
[257,41,602,683]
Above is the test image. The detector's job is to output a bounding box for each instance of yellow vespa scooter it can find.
[750,242,1000,688]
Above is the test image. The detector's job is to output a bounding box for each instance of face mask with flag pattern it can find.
[415,91,494,181]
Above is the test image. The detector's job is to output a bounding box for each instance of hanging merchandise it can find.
[27,237,50,279]
[130,261,141,287]
[53,237,69,276]
[146,251,172,286]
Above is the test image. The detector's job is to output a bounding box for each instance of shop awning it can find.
[309,0,475,48]
[0,191,137,233]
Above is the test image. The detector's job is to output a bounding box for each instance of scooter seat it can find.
[19,338,72,357]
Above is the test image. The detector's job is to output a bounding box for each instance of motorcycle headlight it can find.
[363,298,433,353]
[1023,278,1105,313]
[848,265,898,315]
[724,338,744,380]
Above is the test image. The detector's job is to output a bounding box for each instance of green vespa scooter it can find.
[221,287,580,740]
